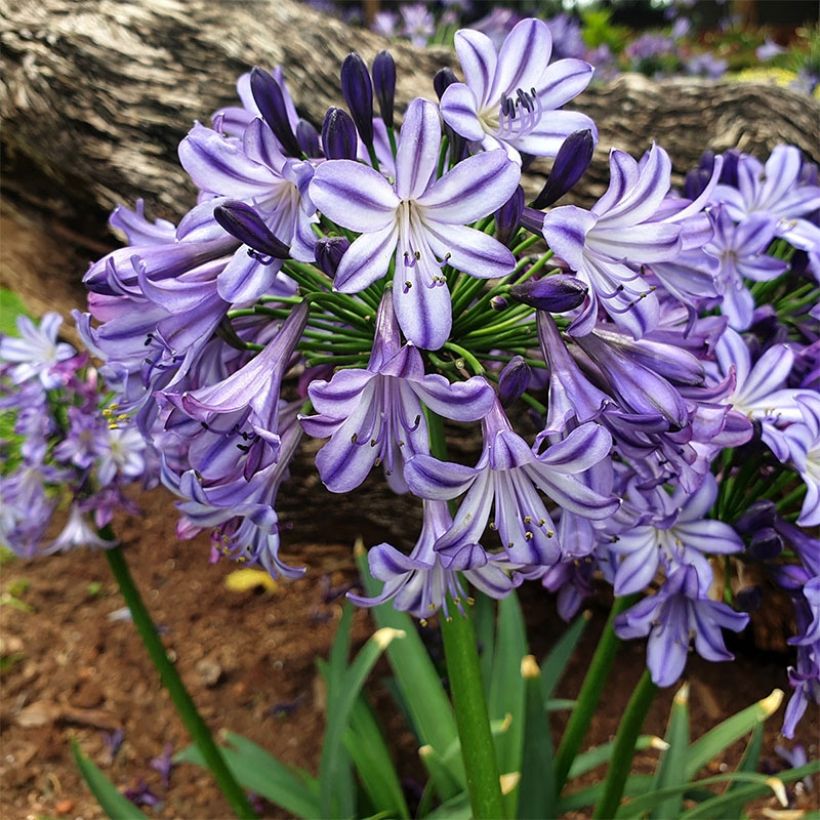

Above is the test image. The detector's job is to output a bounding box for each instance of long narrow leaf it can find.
[319,626,406,817]
[685,689,782,779]
[356,543,459,763]
[558,774,654,812]
[419,744,465,805]
[541,612,589,702]
[473,592,496,697]
[518,655,556,819]
[650,682,690,820]
[719,722,766,820]
[567,736,666,780]
[71,740,147,820]
[488,592,528,817]
[176,734,320,817]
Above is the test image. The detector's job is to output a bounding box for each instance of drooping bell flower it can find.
[310,97,519,349]
[300,290,495,493]
[405,400,618,568]
[440,18,596,163]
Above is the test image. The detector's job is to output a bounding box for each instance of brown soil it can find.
[1,486,817,820]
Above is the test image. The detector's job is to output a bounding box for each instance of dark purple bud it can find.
[322,107,359,160]
[490,295,509,311]
[734,500,777,535]
[735,586,763,613]
[372,50,396,128]
[498,356,532,406]
[748,527,784,561]
[495,186,525,246]
[341,52,374,148]
[314,236,350,278]
[510,274,588,313]
[296,119,321,158]
[250,67,301,158]
[719,149,741,188]
[683,151,715,200]
[521,206,546,235]
[214,201,290,260]
[530,130,594,209]
[434,67,458,100]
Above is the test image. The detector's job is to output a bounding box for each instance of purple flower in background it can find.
[349,500,519,618]
[471,8,521,48]
[300,290,495,493]
[616,565,749,686]
[707,207,789,330]
[310,98,518,348]
[542,144,682,338]
[610,475,743,595]
[400,4,435,46]
[372,10,399,39]
[440,18,596,163]
[686,53,728,79]
[785,394,820,528]
[756,38,786,61]
[0,313,75,388]
[49,504,116,553]
[406,401,618,567]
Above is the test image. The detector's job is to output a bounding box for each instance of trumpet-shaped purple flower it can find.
[785,394,820,528]
[0,313,76,389]
[405,401,618,567]
[706,207,789,330]
[310,98,519,348]
[440,18,596,163]
[348,500,520,618]
[609,475,743,595]
[48,504,116,553]
[301,291,495,493]
[542,144,682,339]
[712,329,805,460]
[615,564,749,687]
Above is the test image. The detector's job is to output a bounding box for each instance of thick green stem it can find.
[440,610,506,819]
[104,544,256,818]
[426,413,504,819]
[593,669,657,818]
[554,594,636,793]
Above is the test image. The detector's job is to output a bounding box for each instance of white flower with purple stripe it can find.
[440,18,596,163]
[542,144,683,339]
[785,394,820,528]
[310,97,519,349]
[0,313,76,389]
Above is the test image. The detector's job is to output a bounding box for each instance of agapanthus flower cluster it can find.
[48,16,819,737]
[0,313,155,556]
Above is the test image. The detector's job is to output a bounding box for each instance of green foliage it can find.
[580,7,630,53]
[0,288,30,336]
[71,739,147,819]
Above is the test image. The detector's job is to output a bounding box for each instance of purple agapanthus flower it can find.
[542,144,683,338]
[615,564,749,687]
[784,394,820,528]
[440,18,596,164]
[707,207,789,330]
[0,313,76,389]
[300,290,495,493]
[310,97,519,349]
[405,400,618,567]
[348,500,520,618]
[609,474,743,595]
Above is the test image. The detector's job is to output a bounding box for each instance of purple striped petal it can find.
[514,111,598,159]
[334,224,398,294]
[395,98,441,201]
[541,205,597,271]
[600,144,672,228]
[417,149,520,223]
[535,59,594,111]
[411,374,495,422]
[392,259,453,349]
[424,222,516,279]
[489,19,552,104]
[307,369,378,417]
[310,160,399,232]
[595,150,640,215]
[454,29,497,108]
[736,254,789,282]
[440,82,485,142]
[536,422,612,473]
[588,223,682,263]
[179,124,275,197]
[405,454,479,500]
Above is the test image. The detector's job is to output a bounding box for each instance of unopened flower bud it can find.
[214,201,290,260]
[433,67,458,100]
[734,500,777,535]
[322,107,358,160]
[490,295,508,311]
[530,129,594,209]
[748,527,784,561]
[495,186,524,246]
[498,356,532,406]
[250,67,301,157]
[341,52,374,149]
[296,119,321,158]
[372,50,396,128]
[315,236,350,278]
[510,275,587,313]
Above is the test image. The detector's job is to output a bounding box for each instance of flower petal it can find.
[440,82,485,142]
[514,110,598,159]
[454,28,498,108]
[334,224,398,293]
[534,59,594,111]
[405,454,479,500]
[424,222,516,279]
[489,19,552,104]
[395,98,441,201]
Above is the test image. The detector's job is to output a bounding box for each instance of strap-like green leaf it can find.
[541,612,589,703]
[176,733,320,817]
[650,682,691,819]
[71,740,147,820]
[567,736,664,780]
